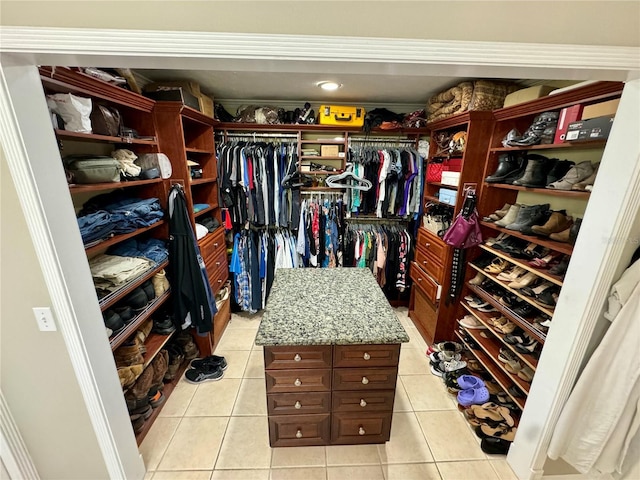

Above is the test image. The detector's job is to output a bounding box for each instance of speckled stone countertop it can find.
[255,268,409,346]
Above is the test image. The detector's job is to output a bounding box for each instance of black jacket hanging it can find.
[168,184,216,334]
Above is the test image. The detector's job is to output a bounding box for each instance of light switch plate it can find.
[33,307,57,331]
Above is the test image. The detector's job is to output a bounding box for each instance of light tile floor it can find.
[141,307,519,480]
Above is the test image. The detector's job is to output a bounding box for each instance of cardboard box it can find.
[144,80,200,97]
[198,94,214,118]
[321,145,340,157]
[503,85,555,107]
[566,116,614,142]
[581,99,620,120]
[438,188,457,206]
[145,87,200,111]
[441,171,461,187]
[554,104,584,143]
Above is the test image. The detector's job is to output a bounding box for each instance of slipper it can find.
[457,386,490,407]
[469,402,515,427]
[478,424,518,442]
[429,351,461,363]
[457,375,485,390]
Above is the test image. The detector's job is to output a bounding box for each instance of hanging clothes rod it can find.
[218,132,299,139]
[345,216,408,222]
[350,137,416,144]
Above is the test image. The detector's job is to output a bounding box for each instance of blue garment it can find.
[107,198,164,234]
[108,238,169,265]
[77,210,114,244]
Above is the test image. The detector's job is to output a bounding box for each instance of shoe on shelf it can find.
[483,204,511,222]
[504,359,523,374]
[164,344,185,381]
[513,303,536,318]
[148,387,166,408]
[514,337,539,354]
[536,287,560,308]
[569,218,582,245]
[495,320,517,335]
[546,159,575,185]
[507,112,559,147]
[529,253,561,269]
[504,203,550,232]
[152,269,170,297]
[512,155,553,188]
[549,256,570,277]
[531,212,574,237]
[498,293,519,308]
[469,272,487,286]
[497,266,526,282]
[485,154,524,184]
[521,280,554,298]
[176,330,200,361]
[485,233,509,247]
[123,287,149,312]
[141,280,156,303]
[518,366,535,382]
[459,315,487,330]
[498,348,517,364]
[184,363,224,384]
[103,310,125,334]
[547,161,595,190]
[152,314,176,335]
[549,227,571,243]
[494,205,522,227]
[484,258,510,274]
[508,271,539,289]
[113,305,134,324]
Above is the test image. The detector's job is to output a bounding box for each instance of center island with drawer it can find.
[255,268,409,447]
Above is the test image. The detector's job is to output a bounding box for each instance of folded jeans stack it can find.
[108,238,169,266]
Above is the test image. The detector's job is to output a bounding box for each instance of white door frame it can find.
[1,27,639,480]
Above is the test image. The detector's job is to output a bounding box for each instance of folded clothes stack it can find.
[90,254,154,297]
[108,238,169,266]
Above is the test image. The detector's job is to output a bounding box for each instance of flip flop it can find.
[457,386,490,407]
[469,402,515,427]
[478,424,518,442]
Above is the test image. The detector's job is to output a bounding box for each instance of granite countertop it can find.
[255,268,410,346]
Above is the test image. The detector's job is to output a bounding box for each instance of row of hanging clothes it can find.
[345,141,425,219]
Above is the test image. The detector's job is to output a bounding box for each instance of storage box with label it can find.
[320,145,340,157]
[440,171,461,187]
[438,189,457,206]
[566,116,614,142]
[554,104,583,143]
[581,99,620,120]
[319,105,365,127]
[503,85,555,108]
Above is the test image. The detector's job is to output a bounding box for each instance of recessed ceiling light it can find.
[317,81,342,91]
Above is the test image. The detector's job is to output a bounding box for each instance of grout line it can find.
[151,415,185,472]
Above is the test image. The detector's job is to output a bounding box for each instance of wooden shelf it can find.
[469,264,555,317]
[185,147,214,154]
[190,177,217,186]
[109,289,171,351]
[69,178,163,194]
[142,332,174,368]
[460,328,531,395]
[428,182,458,190]
[424,194,455,207]
[180,105,217,126]
[460,302,538,370]
[479,245,564,287]
[481,221,573,256]
[484,183,590,198]
[217,122,428,134]
[426,110,495,131]
[301,170,342,175]
[135,360,190,446]
[194,205,216,217]
[455,331,526,410]
[99,261,169,312]
[85,221,165,256]
[490,140,607,152]
[55,129,158,145]
[467,283,547,344]
[300,139,345,144]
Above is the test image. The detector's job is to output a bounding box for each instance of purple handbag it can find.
[443,210,483,249]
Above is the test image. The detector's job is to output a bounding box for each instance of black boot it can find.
[512,154,552,188]
[546,160,575,185]
[485,153,524,183]
[507,111,559,147]
[569,218,582,245]
[501,155,528,185]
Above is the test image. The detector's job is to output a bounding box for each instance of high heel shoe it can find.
[529,253,559,269]
[497,266,526,282]
[484,258,510,274]
[521,280,553,298]
[483,204,512,223]
[508,272,538,289]
[469,272,486,286]
[485,232,508,247]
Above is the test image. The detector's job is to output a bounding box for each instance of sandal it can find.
[529,253,560,269]
[469,402,515,427]
[517,366,534,382]
[477,424,518,442]
[484,258,510,274]
[504,359,523,375]
[466,359,484,372]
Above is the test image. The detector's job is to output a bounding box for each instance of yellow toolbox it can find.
[319,105,366,127]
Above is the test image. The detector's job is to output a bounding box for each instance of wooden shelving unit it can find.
[481,221,574,256]
[55,129,158,145]
[479,244,564,287]
[429,182,458,190]
[69,178,163,194]
[99,261,169,312]
[484,183,590,198]
[489,140,607,152]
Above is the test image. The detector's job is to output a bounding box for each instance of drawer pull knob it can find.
[358,427,366,436]
[422,260,428,265]
[294,401,301,409]
[425,242,431,248]
[294,378,302,387]
[215,261,221,266]
[217,279,222,283]
[361,377,369,385]
[294,354,301,362]
[296,430,303,439]
[418,278,422,282]
[213,242,219,248]
[360,399,367,407]
[363,352,371,360]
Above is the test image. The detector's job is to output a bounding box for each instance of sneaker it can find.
[442,359,468,373]
[191,355,228,371]
[148,387,166,408]
[459,315,487,330]
[477,305,498,313]
[429,351,462,363]
[184,364,224,384]
[152,314,176,335]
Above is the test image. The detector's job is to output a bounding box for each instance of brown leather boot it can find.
[150,350,169,389]
[131,365,154,400]
[114,344,144,367]
[531,212,573,237]
[549,226,571,243]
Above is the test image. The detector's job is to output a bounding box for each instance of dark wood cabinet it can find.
[269,414,331,447]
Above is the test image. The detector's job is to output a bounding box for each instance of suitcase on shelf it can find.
[319,105,365,127]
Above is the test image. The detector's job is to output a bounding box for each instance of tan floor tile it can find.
[253,344,264,352]
[211,470,269,480]
[489,459,518,480]
[159,379,198,417]
[216,329,257,351]
[404,326,428,351]
[144,472,154,480]
[244,350,266,378]
[271,446,326,468]
[393,381,413,412]
[382,463,441,480]
[270,467,327,480]
[326,444,381,466]
[185,378,241,417]
[401,375,456,411]
[416,412,485,461]
[139,417,181,471]
[327,465,384,480]
[437,460,500,480]
[377,412,433,464]
[213,350,251,378]
[215,417,271,469]
[152,471,212,480]
[398,347,432,375]
[158,417,229,471]
[232,378,267,416]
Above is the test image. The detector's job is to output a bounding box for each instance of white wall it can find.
[1,1,639,47]
[0,148,110,480]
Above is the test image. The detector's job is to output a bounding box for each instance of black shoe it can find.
[507,112,559,147]
[103,310,125,334]
[114,305,134,324]
[184,364,224,384]
[141,280,155,302]
[481,437,511,455]
[512,155,552,188]
[152,314,176,335]
[124,287,149,312]
[546,160,575,185]
[549,255,570,277]
[569,218,582,245]
[191,355,228,371]
[485,153,525,183]
[536,287,560,308]
[513,303,535,318]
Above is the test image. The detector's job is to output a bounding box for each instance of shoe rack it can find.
[456,81,625,413]
[409,112,495,345]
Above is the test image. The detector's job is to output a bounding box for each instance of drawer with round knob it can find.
[268,414,330,447]
[332,390,395,413]
[332,367,398,391]
[265,368,331,393]
[417,227,447,259]
[267,392,331,415]
[264,346,332,370]
[330,412,392,444]
[333,344,400,368]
